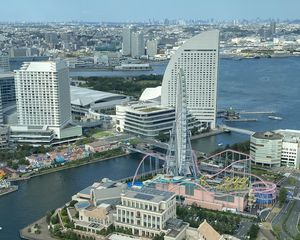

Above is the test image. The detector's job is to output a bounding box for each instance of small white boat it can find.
[268,116,282,120]
[218,143,223,146]
[0,227,2,230]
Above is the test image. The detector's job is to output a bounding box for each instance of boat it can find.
[218,143,223,146]
[0,227,2,230]
[114,63,152,71]
[268,116,283,120]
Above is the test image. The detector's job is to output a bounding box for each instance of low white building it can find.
[250,131,283,167]
[115,187,186,239]
[71,86,130,116]
[71,179,187,239]
[116,101,201,138]
[276,129,300,169]
[251,129,300,169]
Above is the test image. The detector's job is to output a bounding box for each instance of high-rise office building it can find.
[161,30,219,129]
[45,32,59,46]
[146,39,158,57]
[0,54,10,72]
[131,32,144,58]
[270,21,276,35]
[122,28,132,56]
[14,60,72,138]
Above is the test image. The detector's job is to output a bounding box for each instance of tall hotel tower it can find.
[122,28,132,56]
[14,61,72,138]
[161,30,219,129]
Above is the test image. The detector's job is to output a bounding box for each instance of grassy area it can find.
[92,130,114,139]
[251,166,282,182]
[139,107,163,112]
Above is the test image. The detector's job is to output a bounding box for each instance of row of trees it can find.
[176,204,243,235]
[81,75,162,98]
[247,224,259,240]
[0,144,50,163]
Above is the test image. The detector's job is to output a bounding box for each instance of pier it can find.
[239,111,275,115]
[220,125,255,135]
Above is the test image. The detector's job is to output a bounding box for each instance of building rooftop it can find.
[93,185,126,205]
[197,219,222,240]
[139,107,166,112]
[124,187,175,203]
[71,86,127,107]
[17,60,67,72]
[108,234,141,240]
[0,72,14,79]
[276,129,300,142]
[252,131,283,140]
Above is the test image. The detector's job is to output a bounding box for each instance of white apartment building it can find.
[131,32,145,58]
[115,187,177,238]
[116,101,201,138]
[276,129,300,169]
[146,39,158,57]
[14,61,81,141]
[122,28,132,56]
[161,30,220,129]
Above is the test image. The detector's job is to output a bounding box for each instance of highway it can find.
[272,173,300,239]
[284,173,300,238]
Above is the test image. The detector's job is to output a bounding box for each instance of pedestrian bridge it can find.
[219,125,255,135]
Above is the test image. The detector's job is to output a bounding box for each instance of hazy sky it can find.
[0,0,299,22]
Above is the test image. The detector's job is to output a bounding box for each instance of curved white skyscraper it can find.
[161,30,219,129]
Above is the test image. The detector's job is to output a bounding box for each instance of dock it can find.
[239,111,275,115]
[224,118,257,122]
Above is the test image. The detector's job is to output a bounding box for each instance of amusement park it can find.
[129,70,277,215]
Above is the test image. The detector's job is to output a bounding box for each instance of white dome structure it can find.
[139,86,162,102]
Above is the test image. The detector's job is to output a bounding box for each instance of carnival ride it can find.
[132,149,276,207]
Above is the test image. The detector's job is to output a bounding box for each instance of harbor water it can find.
[1,57,300,239]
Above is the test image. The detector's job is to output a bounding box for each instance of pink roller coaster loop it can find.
[132,149,276,203]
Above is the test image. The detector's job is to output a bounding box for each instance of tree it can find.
[155,132,169,142]
[295,233,300,240]
[152,233,165,240]
[287,177,296,186]
[46,211,54,224]
[273,226,281,238]
[279,188,287,207]
[191,126,199,136]
[248,224,259,240]
[69,200,78,207]
[50,214,59,225]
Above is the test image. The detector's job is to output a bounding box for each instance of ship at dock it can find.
[219,107,258,122]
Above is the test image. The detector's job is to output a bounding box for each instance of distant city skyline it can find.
[0,0,300,22]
